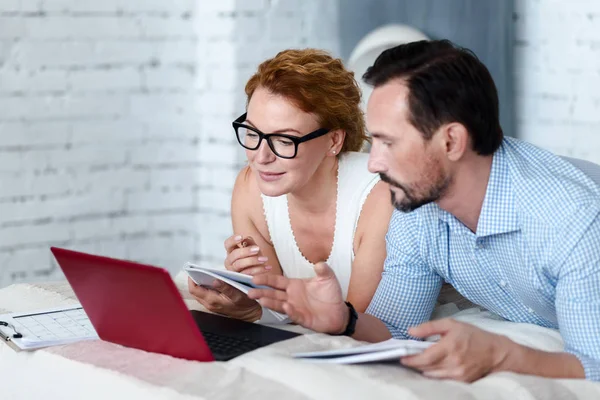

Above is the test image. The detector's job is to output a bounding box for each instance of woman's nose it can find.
[254,139,276,163]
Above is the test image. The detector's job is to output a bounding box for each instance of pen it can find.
[238,236,251,249]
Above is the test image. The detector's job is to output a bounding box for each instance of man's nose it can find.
[368,152,386,174]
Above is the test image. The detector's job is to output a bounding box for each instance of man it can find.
[247,40,600,382]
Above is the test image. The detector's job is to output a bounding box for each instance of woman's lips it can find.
[258,171,285,182]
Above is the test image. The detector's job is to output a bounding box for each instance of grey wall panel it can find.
[339,0,514,137]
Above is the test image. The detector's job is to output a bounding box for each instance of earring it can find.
[331,150,336,154]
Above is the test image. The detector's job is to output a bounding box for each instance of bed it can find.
[1,276,599,400]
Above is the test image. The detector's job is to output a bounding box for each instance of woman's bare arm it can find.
[230,166,283,276]
[346,181,393,312]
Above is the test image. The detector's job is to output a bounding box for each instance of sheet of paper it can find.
[0,304,99,350]
[293,339,433,364]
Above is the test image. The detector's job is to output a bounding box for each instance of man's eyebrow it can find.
[245,119,302,134]
[370,132,395,141]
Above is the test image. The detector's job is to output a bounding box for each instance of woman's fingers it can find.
[225,246,262,270]
[224,235,258,254]
[238,265,272,276]
[224,234,244,253]
[229,254,268,272]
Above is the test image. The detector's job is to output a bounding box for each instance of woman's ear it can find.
[329,129,346,155]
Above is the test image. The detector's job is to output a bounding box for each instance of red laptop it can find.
[50,247,299,362]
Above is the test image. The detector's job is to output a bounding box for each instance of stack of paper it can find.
[184,263,289,324]
[293,338,433,364]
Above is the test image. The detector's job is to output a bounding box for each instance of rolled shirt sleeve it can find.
[366,210,442,339]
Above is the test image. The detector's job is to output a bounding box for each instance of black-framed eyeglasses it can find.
[232,113,331,159]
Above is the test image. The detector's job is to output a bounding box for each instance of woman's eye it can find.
[276,138,294,146]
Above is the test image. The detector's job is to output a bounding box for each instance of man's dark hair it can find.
[363,40,503,155]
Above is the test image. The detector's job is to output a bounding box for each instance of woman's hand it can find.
[224,235,272,276]
[188,277,263,322]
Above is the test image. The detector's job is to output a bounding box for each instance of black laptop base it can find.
[190,310,300,361]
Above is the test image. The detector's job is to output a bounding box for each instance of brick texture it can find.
[514,0,600,162]
[3,0,598,288]
[0,0,339,288]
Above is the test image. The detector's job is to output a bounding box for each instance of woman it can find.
[188,49,393,322]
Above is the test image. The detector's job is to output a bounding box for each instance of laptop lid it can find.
[50,247,214,362]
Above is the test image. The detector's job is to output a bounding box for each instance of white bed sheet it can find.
[0,278,598,400]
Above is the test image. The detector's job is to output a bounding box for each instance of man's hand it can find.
[248,262,349,334]
[400,319,511,382]
[188,277,262,322]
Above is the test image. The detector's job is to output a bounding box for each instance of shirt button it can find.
[528,307,535,314]
[499,280,507,288]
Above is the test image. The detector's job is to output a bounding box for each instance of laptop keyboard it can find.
[201,330,262,357]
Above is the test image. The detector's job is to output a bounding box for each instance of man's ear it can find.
[442,123,469,162]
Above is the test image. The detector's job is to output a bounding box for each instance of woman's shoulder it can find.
[232,166,263,212]
[353,180,394,238]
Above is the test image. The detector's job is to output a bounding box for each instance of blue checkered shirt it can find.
[366,137,600,380]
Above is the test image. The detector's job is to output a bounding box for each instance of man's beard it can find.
[379,162,451,213]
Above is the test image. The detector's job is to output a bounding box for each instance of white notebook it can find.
[184,263,289,324]
[0,305,99,350]
[293,338,433,364]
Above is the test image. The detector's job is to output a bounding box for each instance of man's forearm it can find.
[497,336,585,379]
[351,312,393,342]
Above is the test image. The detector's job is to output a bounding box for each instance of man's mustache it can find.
[379,173,405,192]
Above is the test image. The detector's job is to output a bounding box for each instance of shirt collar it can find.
[436,140,520,237]
[475,141,520,237]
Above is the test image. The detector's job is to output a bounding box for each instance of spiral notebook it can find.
[0,304,99,351]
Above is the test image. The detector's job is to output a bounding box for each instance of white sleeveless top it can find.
[261,152,379,299]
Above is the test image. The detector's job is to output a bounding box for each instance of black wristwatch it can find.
[337,301,358,336]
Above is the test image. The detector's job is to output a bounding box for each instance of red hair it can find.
[245,49,368,153]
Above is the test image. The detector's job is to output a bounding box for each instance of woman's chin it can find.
[258,181,289,197]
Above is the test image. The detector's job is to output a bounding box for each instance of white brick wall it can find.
[0,0,340,288]
[514,0,600,163]
[0,0,204,287]
[4,0,596,289]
